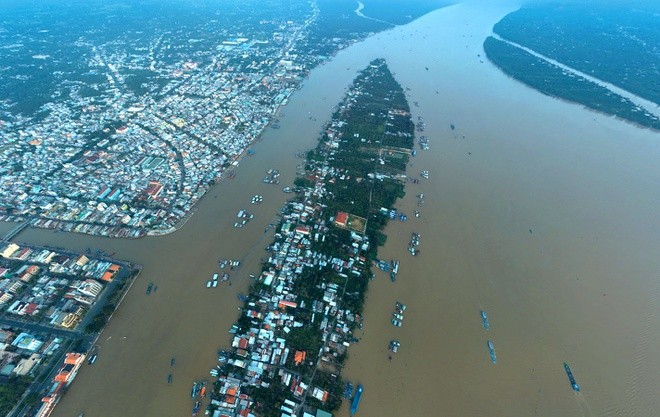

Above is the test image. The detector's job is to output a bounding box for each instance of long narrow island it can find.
[201,59,414,416]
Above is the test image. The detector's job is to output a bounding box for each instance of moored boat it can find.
[343,382,354,399]
[350,384,363,415]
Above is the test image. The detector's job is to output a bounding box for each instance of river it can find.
[8,1,659,416]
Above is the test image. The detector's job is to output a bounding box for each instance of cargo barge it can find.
[487,340,496,364]
[480,310,489,330]
[563,362,580,391]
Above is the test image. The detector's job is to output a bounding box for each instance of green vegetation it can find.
[483,36,660,130]
[85,267,140,333]
[286,326,324,364]
[493,3,660,105]
[0,376,31,416]
[249,382,292,417]
[316,58,413,315]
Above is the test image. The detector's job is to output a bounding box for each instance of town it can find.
[0,239,139,416]
[198,59,416,417]
[0,0,414,239]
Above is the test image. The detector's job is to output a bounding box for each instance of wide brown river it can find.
[8,2,659,416]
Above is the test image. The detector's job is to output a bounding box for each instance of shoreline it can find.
[7,2,660,416]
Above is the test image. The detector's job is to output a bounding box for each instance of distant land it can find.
[0,0,447,238]
[484,3,660,130]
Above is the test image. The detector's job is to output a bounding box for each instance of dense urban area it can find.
[0,239,138,416]
[0,0,442,238]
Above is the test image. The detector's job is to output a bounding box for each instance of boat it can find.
[389,340,401,353]
[87,354,97,365]
[146,282,153,295]
[191,382,198,398]
[390,260,399,282]
[487,340,496,364]
[391,319,402,327]
[350,384,363,415]
[199,384,207,398]
[171,358,175,366]
[480,310,490,330]
[167,374,172,384]
[343,382,354,399]
[192,400,201,416]
[376,260,390,272]
[395,301,406,311]
[563,362,580,391]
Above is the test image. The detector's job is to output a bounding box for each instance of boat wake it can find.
[624,283,659,417]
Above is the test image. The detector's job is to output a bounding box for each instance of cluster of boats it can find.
[191,381,206,398]
[263,168,280,184]
[419,135,430,150]
[218,259,241,269]
[167,358,175,384]
[190,381,207,416]
[479,309,582,392]
[250,195,264,205]
[342,383,363,416]
[416,117,425,132]
[375,259,400,282]
[479,310,497,364]
[234,209,254,228]
[145,282,158,295]
[380,207,408,222]
[420,170,429,179]
[211,348,235,378]
[391,301,407,327]
[409,232,420,256]
[206,272,228,288]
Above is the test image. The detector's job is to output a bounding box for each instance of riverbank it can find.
[203,58,414,417]
[8,1,660,416]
